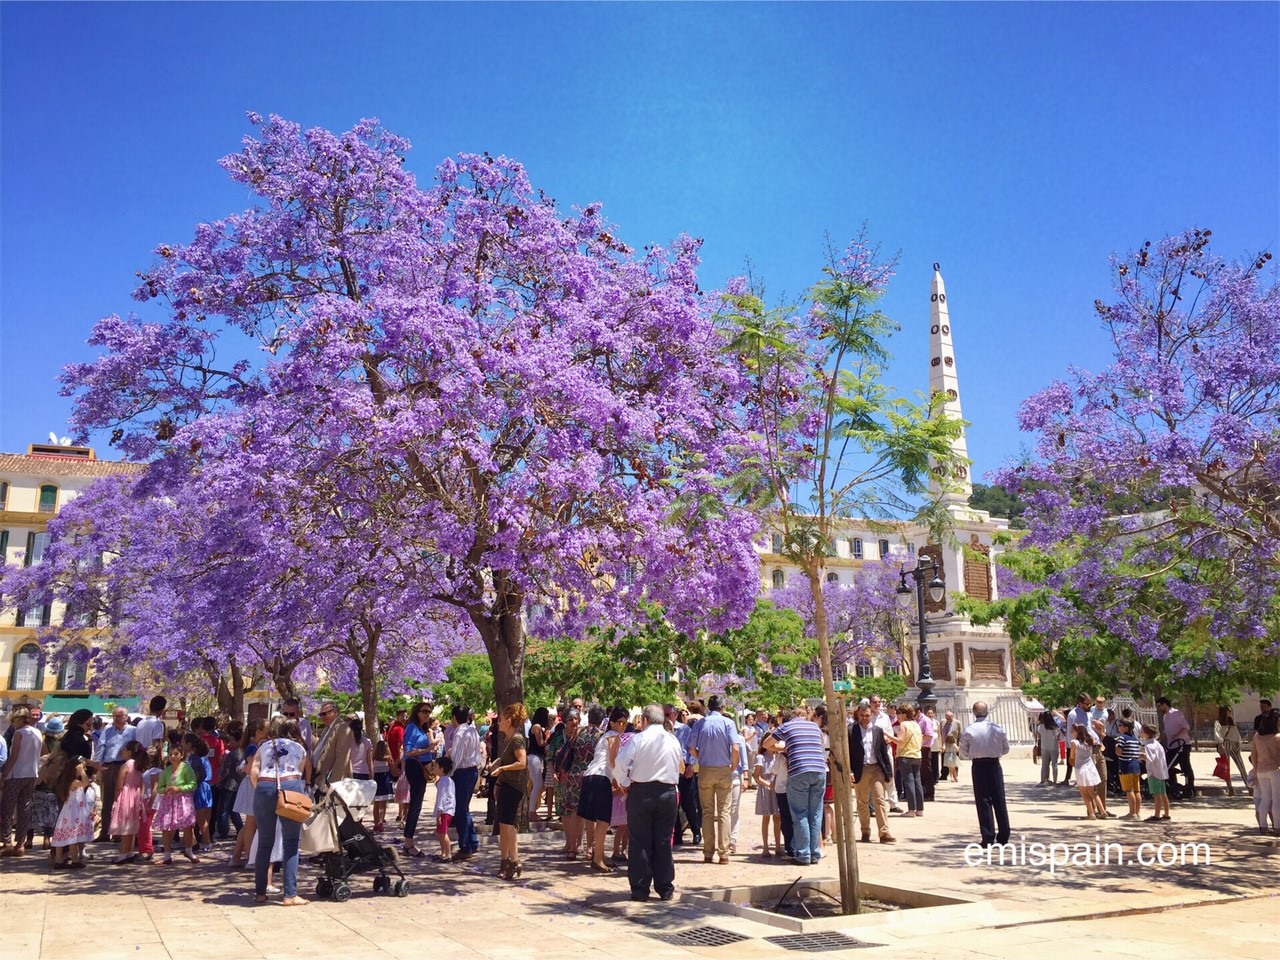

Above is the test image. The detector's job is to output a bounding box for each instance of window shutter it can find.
[41,603,53,626]
[25,531,35,567]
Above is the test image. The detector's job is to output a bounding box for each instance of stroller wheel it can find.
[315,878,334,899]
[331,880,351,903]
[393,879,410,898]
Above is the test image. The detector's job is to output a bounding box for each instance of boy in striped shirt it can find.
[1115,719,1143,819]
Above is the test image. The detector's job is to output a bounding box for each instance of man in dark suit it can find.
[848,704,895,843]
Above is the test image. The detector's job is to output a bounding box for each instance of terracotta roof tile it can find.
[0,453,146,478]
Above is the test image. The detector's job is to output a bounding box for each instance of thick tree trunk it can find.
[225,658,248,721]
[472,577,525,711]
[358,621,382,738]
[271,657,298,701]
[808,566,861,914]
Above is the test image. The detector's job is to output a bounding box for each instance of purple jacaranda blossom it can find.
[992,229,1280,690]
[35,115,764,711]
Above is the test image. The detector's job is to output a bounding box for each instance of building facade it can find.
[0,443,142,713]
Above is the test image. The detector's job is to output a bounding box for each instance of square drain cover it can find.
[765,932,871,951]
[648,925,751,947]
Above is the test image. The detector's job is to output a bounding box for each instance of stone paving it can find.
[1,750,1275,960]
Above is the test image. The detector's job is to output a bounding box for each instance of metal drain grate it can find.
[765,932,871,952]
[647,925,751,947]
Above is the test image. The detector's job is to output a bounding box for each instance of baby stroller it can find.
[302,778,408,900]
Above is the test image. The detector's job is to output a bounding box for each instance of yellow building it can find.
[0,443,142,714]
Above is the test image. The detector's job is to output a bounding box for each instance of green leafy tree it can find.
[721,232,965,914]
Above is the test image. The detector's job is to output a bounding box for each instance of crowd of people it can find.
[1,689,1277,906]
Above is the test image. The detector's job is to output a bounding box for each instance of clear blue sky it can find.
[2,2,1276,483]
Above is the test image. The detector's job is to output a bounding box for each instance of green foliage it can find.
[968,482,1028,528]
[851,673,906,703]
[429,654,498,712]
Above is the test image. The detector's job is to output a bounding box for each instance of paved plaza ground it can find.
[2,751,1274,960]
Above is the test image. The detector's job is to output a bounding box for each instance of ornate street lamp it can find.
[896,557,945,711]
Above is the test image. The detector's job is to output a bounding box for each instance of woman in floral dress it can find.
[563,706,601,860]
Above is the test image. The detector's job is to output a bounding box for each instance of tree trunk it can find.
[473,578,525,711]
[227,658,248,721]
[270,655,298,701]
[358,621,382,737]
[808,566,861,914]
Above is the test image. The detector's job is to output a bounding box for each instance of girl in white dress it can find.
[231,720,267,868]
[1071,723,1107,819]
[51,759,96,868]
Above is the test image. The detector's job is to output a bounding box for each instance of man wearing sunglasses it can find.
[310,702,353,789]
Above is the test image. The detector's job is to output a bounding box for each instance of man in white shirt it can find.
[133,695,168,749]
[615,704,685,903]
[868,696,902,812]
[446,705,483,862]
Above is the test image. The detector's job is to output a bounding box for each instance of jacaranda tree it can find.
[994,229,1280,700]
[44,115,762,710]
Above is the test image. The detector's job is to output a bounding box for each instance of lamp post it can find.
[896,557,945,712]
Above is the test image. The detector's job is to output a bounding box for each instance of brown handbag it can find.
[272,740,313,823]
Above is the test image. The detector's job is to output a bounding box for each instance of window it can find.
[38,484,58,514]
[833,662,849,681]
[771,569,785,589]
[884,662,899,676]
[24,531,51,567]
[851,538,863,560]
[11,643,43,691]
[855,660,874,678]
[21,604,51,628]
[57,655,87,690]
[907,542,916,557]
[826,539,839,557]
[826,572,839,583]
[771,534,784,554]
[0,481,7,509]
[878,539,890,559]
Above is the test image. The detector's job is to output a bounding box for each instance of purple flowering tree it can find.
[51,115,761,712]
[993,230,1280,699]
[770,559,903,670]
[721,230,966,914]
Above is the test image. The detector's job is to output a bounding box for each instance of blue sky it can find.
[2,2,1276,483]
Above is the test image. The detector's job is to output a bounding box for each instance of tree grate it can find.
[765,932,872,952]
[646,925,752,947]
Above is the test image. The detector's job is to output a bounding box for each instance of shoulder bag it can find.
[272,740,313,823]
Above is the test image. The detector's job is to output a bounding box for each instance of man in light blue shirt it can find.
[94,707,138,842]
[690,696,741,864]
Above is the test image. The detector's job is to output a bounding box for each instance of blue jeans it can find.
[900,757,924,812]
[786,770,825,864]
[451,766,480,853]
[253,781,304,898]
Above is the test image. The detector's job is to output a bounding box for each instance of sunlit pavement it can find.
[2,750,1274,959]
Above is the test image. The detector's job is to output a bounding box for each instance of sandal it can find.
[282,896,310,907]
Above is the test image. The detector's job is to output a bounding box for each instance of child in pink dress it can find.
[153,741,199,864]
[111,741,147,863]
